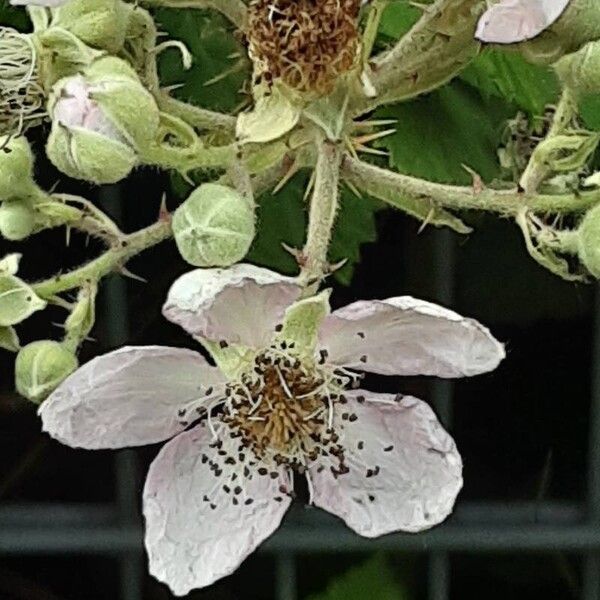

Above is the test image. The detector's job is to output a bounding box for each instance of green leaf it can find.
[461,50,559,115]
[579,94,600,131]
[247,173,378,285]
[376,2,422,40]
[0,273,46,327]
[0,326,19,352]
[155,8,248,113]
[306,555,408,600]
[376,80,514,184]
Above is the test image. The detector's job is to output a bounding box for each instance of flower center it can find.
[246,0,362,94]
[221,343,360,470]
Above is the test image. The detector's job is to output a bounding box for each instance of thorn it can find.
[162,83,185,93]
[417,207,435,234]
[353,128,396,146]
[281,243,307,267]
[326,258,348,274]
[353,118,397,130]
[119,267,147,283]
[158,194,170,222]
[303,170,316,201]
[273,160,299,194]
[65,226,71,247]
[354,144,389,156]
[462,164,484,194]
[344,180,363,198]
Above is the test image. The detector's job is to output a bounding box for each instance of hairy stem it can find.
[350,0,484,116]
[342,154,600,215]
[300,139,342,290]
[157,93,237,132]
[32,221,172,298]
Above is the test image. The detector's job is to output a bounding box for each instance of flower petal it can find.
[309,391,462,537]
[319,297,505,377]
[475,0,570,44]
[143,421,292,596]
[39,346,225,449]
[163,264,301,348]
[10,0,70,5]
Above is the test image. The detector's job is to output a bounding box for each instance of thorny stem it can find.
[350,0,484,116]
[519,87,579,193]
[342,154,600,216]
[300,139,342,291]
[139,0,247,30]
[157,93,237,133]
[31,221,173,298]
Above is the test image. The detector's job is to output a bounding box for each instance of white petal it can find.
[39,346,225,449]
[319,297,505,377]
[163,264,301,348]
[475,0,570,44]
[309,391,462,537]
[10,0,70,6]
[143,422,292,596]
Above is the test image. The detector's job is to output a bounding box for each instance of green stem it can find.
[141,140,238,172]
[157,93,237,133]
[300,139,342,290]
[342,154,600,215]
[519,87,578,193]
[139,0,247,29]
[349,0,484,116]
[32,221,172,298]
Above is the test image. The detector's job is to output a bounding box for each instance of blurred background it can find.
[1,0,600,598]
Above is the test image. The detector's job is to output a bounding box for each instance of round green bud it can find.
[15,340,78,404]
[173,183,256,267]
[0,199,36,241]
[0,136,35,201]
[578,204,600,277]
[52,0,131,53]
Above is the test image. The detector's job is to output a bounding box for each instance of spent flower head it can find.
[39,264,504,596]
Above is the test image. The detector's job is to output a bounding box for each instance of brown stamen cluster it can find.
[223,346,347,470]
[246,0,362,94]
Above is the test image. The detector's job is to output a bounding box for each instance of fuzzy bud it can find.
[46,57,159,184]
[172,183,256,267]
[15,340,78,403]
[0,199,36,241]
[51,0,131,53]
[555,40,600,94]
[0,136,35,201]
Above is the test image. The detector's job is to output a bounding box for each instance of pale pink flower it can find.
[39,264,505,596]
[475,0,571,44]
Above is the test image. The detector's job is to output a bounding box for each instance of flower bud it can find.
[15,340,78,403]
[0,136,35,201]
[578,205,600,277]
[46,61,158,183]
[0,199,36,240]
[51,0,131,53]
[173,183,256,267]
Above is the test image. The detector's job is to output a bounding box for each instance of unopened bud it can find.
[0,199,36,240]
[578,205,600,278]
[0,136,35,201]
[15,340,78,403]
[173,183,255,267]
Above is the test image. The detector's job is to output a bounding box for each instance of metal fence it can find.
[0,200,599,600]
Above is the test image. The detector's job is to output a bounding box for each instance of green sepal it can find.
[199,338,255,380]
[63,281,98,351]
[275,290,331,356]
[0,326,20,352]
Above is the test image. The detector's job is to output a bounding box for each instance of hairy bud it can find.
[578,204,600,278]
[555,40,600,94]
[173,183,256,267]
[46,57,159,184]
[15,340,78,403]
[0,136,35,201]
[0,199,36,241]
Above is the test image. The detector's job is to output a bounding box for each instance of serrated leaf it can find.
[155,8,249,113]
[461,50,559,115]
[306,555,408,600]
[376,80,513,184]
[0,325,19,352]
[247,173,378,285]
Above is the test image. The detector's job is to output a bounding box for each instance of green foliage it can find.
[155,8,248,113]
[376,80,513,184]
[305,554,409,600]
[247,174,378,285]
[461,50,559,115]
[579,94,600,131]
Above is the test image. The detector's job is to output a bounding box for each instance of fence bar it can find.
[275,553,297,600]
[427,227,457,599]
[99,188,144,600]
